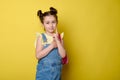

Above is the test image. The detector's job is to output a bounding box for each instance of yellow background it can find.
[0,0,120,80]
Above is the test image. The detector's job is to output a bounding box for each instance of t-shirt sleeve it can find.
[60,32,64,39]
[34,32,42,48]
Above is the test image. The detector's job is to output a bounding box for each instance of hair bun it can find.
[50,7,57,14]
[37,10,43,17]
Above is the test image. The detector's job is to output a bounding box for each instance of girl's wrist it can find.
[56,40,61,44]
[50,44,54,49]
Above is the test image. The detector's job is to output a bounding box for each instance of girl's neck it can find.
[45,32,55,37]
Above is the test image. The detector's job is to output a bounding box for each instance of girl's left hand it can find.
[53,29,61,42]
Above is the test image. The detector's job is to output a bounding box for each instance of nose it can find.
[50,23,53,27]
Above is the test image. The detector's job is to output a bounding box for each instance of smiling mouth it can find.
[49,28,54,30]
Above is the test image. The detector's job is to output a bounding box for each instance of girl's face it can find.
[43,15,57,33]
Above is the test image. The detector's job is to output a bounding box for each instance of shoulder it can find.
[34,32,43,46]
[60,32,64,39]
[36,32,46,39]
[35,32,46,48]
[36,32,42,37]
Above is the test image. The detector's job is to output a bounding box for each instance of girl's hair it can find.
[37,7,58,23]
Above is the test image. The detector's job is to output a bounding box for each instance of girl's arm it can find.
[53,33,66,58]
[56,39,66,58]
[35,35,57,60]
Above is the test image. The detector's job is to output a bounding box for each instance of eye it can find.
[52,21,56,23]
[46,22,49,24]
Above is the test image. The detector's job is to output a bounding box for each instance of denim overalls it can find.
[36,33,62,80]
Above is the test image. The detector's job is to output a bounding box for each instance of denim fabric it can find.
[36,33,62,80]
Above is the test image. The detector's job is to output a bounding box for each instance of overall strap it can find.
[41,33,47,42]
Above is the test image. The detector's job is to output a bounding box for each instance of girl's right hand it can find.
[51,38,58,48]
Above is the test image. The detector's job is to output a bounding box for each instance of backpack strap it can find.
[41,33,47,42]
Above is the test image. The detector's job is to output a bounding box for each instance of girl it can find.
[35,7,66,80]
